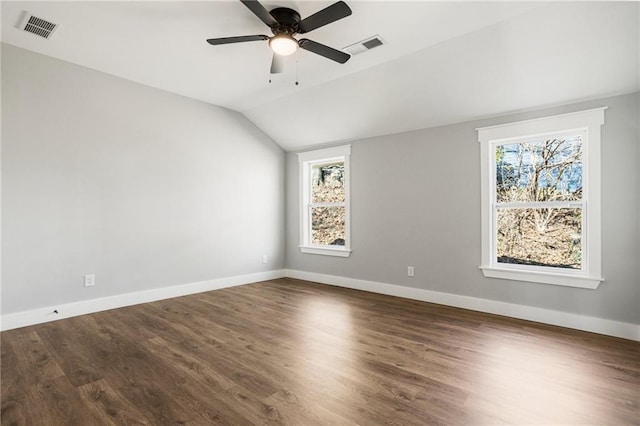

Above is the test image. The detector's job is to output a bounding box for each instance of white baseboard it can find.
[285,269,640,342]
[1,270,286,331]
[5,268,637,341]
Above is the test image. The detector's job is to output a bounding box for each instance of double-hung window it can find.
[478,108,605,289]
[298,145,351,257]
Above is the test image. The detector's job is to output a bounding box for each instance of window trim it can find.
[298,145,351,257]
[477,108,606,289]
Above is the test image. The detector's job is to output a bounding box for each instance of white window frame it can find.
[477,108,606,289]
[298,145,351,257]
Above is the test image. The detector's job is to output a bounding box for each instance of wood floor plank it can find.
[1,334,31,426]
[5,331,65,388]
[27,375,108,426]
[263,388,359,426]
[90,333,222,424]
[36,320,105,388]
[144,336,283,425]
[76,379,152,425]
[2,278,639,425]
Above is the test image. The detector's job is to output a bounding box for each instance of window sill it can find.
[479,266,602,289]
[300,246,352,257]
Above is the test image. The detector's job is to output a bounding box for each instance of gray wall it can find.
[286,92,640,325]
[2,44,285,314]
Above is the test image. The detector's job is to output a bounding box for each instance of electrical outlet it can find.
[262,254,268,264]
[407,266,414,277]
[84,274,95,287]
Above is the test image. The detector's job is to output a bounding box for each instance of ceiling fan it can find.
[206,0,352,74]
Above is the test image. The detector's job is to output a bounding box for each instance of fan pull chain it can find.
[295,50,299,86]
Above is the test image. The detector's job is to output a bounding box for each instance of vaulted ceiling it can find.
[2,1,638,150]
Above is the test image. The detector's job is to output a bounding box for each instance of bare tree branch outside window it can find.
[495,136,583,269]
[311,162,345,246]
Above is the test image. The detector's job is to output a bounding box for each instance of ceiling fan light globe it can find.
[270,35,298,56]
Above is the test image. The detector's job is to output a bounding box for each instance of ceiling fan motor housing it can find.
[269,8,301,35]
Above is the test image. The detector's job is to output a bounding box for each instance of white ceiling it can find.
[2,1,639,150]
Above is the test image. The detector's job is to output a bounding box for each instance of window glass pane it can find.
[311,206,345,246]
[311,162,344,203]
[496,136,582,203]
[496,207,582,269]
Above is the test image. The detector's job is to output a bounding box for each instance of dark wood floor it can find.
[1,278,638,425]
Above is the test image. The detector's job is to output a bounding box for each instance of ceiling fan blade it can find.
[270,54,285,74]
[298,39,350,64]
[240,0,278,27]
[207,35,269,45]
[297,1,352,34]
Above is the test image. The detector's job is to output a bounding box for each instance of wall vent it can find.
[19,12,58,39]
[343,35,386,56]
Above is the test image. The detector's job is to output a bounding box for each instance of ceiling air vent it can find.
[343,35,386,56]
[19,12,58,39]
